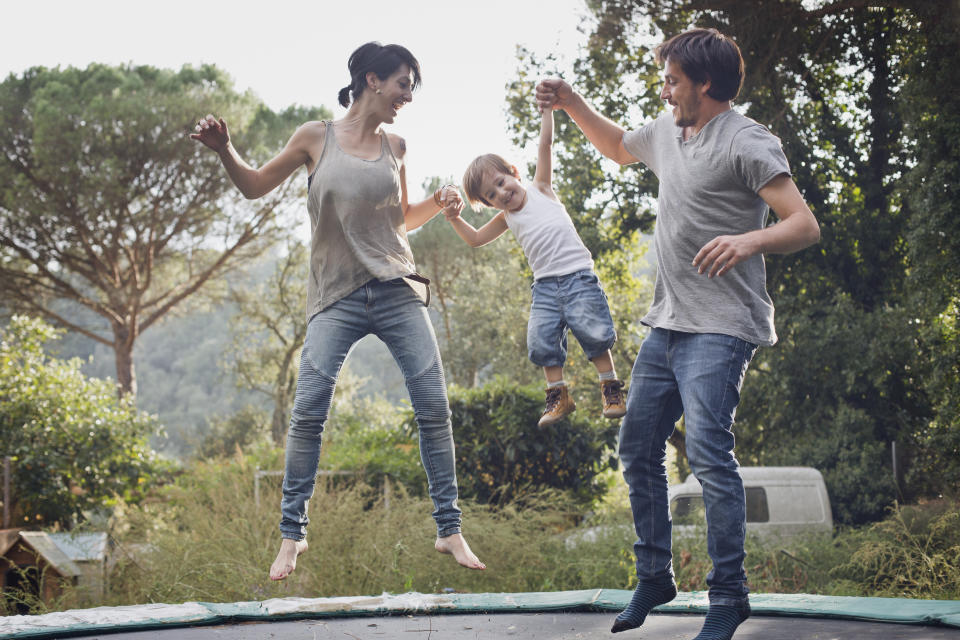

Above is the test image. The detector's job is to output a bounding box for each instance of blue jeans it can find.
[528,269,617,367]
[279,278,462,541]
[618,328,757,606]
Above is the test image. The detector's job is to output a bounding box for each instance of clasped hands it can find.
[434,185,464,220]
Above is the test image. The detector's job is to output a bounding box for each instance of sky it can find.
[1,0,591,197]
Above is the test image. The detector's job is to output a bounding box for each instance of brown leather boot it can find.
[538,384,576,427]
[601,379,627,419]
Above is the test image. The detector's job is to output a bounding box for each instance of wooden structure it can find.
[1,529,81,613]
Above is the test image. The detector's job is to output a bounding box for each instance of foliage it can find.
[402,378,620,506]
[0,316,168,528]
[0,63,330,394]
[507,0,960,524]
[829,500,960,599]
[319,396,425,494]
[197,405,272,460]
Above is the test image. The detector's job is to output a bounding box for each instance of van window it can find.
[745,487,769,523]
[671,487,770,524]
[671,496,706,525]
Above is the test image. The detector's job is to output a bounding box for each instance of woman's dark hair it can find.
[338,42,422,108]
[655,28,744,102]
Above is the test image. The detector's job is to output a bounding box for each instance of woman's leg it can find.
[270,287,369,580]
[372,280,484,569]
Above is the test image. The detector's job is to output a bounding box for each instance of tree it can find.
[507,0,960,523]
[0,316,167,528]
[222,242,309,445]
[0,63,330,395]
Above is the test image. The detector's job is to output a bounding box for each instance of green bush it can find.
[0,316,169,528]
[405,377,619,506]
[321,396,425,494]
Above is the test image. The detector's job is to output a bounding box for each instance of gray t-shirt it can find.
[305,122,417,319]
[622,109,790,346]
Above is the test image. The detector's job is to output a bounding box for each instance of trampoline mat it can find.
[66,612,960,640]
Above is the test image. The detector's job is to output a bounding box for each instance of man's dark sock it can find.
[611,581,677,633]
[691,603,751,640]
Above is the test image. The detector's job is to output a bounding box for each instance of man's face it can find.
[659,58,704,128]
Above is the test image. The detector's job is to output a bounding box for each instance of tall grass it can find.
[14,456,957,613]
[103,457,635,605]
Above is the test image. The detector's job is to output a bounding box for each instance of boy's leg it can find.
[529,278,574,426]
[673,332,757,639]
[613,328,683,632]
[559,270,624,418]
[592,351,626,418]
[272,286,369,580]
[539,364,575,426]
[373,280,483,569]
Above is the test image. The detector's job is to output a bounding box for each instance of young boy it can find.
[445,108,626,427]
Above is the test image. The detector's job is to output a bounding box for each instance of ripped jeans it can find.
[279,278,462,541]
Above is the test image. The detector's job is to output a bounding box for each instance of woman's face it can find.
[373,64,414,123]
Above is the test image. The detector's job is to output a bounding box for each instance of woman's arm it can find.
[192,115,323,199]
[386,132,459,231]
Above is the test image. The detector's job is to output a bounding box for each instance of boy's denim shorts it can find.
[527,269,617,367]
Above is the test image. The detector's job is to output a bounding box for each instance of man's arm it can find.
[692,175,821,277]
[535,79,637,166]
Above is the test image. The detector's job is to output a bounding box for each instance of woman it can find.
[192,42,484,580]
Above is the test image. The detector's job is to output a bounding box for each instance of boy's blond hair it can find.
[462,153,516,207]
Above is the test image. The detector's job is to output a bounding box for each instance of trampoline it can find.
[2,590,959,639]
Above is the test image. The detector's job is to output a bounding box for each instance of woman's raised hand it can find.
[190,114,230,152]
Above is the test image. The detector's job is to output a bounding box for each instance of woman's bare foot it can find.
[269,538,308,581]
[435,533,485,570]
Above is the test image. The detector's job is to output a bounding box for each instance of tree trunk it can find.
[271,389,289,447]
[112,326,137,397]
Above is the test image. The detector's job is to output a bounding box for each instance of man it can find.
[536,28,820,640]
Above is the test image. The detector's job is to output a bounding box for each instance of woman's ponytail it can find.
[338,85,353,108]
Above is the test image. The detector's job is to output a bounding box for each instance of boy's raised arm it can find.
[536,78,637,166]
[532,108,553,190]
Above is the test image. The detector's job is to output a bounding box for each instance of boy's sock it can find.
[691,603,751,640]
[547,379,566,388]
[598,369,616,382]
[611,580,677,633]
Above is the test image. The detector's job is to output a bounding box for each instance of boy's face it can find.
[480,167,526,212]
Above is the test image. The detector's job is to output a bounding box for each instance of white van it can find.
[669,466,833,538]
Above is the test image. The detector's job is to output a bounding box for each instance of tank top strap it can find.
[380,129,401,172]
[308,121,336,186]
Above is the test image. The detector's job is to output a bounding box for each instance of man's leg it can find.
[674,332,757,639]
[613,328,683,633]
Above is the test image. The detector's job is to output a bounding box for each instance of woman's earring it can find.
[375,88,382,94]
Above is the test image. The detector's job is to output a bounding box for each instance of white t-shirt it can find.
[503,185,594,280]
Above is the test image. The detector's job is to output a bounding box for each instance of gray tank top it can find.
[305,122,418,319]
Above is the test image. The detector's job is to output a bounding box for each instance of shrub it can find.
[406,377,619,506]
[0,316,169,528]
